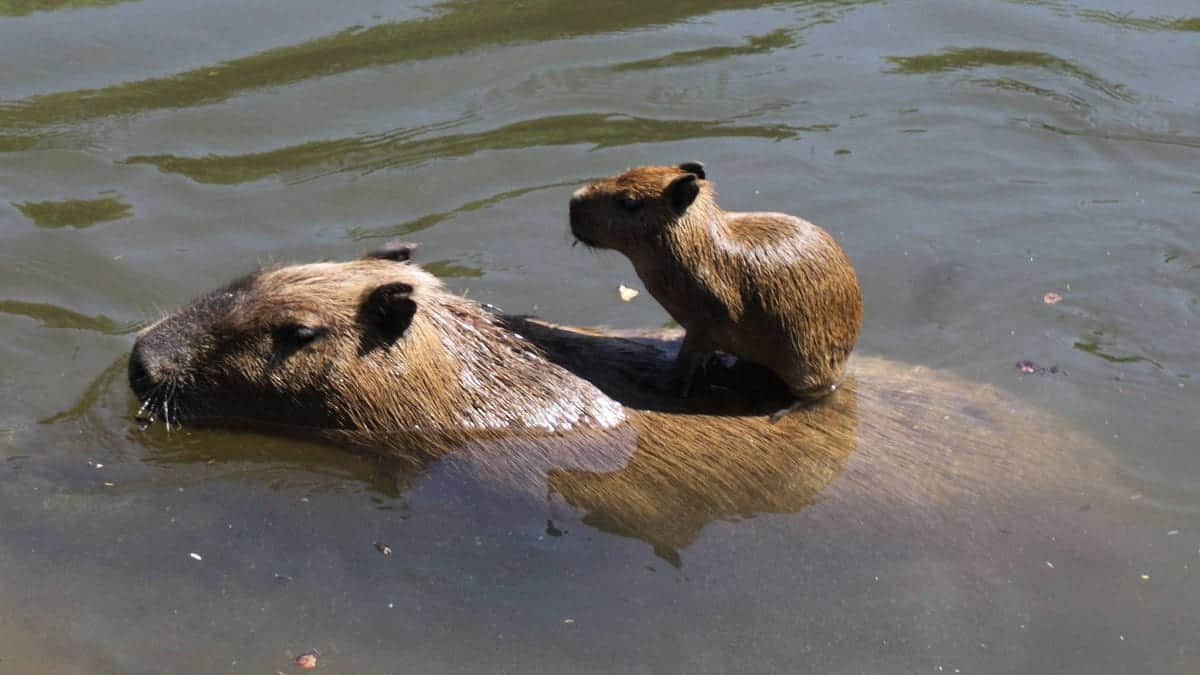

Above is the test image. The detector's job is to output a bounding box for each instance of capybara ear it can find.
[677,161,705,180]
[363,282,417,339]
[364,241,418,263]
[667,173,700,213]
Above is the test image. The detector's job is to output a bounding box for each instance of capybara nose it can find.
[128,340,155,399]
[569,196,583,229]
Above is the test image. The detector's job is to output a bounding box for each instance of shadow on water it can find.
[123,113,803,185]
[0,0,866,132]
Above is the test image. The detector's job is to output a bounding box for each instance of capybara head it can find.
[569,162,715,252]
[128,245,625,439]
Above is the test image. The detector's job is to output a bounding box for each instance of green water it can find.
[2,1,1198,672]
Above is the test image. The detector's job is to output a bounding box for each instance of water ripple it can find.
[123,113,802,185]
[885,47,1136,103]
[0,0,804,131]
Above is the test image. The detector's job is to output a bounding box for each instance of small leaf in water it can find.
[294,651,318,670]
[1043,292,1062,305]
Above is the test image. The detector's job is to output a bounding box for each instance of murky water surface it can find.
[2,1,1198,672]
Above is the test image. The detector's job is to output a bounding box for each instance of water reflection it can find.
[550,386,858,567]
[83,315,1116,572]
[347,180,579,241]
[12,196,132,229]
[0,0,135,18]
[38,355,127,425]
[973,77,1089,108]
[124,114,801,184]
[1020,119,1200,149]
[1016,1,1200,33]
[612,28,796,72]
[0,300,140,334]
[52,315,862,567]
[1073,336,1162,368]
[0,0,837,131]
[1075,10,1200,32]
[886,47,1135,102]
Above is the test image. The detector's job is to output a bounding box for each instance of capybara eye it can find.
[619,195,643,211]
[275,324,325,348]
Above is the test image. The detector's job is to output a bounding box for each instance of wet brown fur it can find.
[129,258,627,458]
[569,165,863,408]
[130,257,1109,564]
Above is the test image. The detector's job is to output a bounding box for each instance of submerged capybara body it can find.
[568,162,862,418]
[128,250,1111,565]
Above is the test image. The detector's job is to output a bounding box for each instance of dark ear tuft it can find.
[667,173,700,213]
[364,242,418,263]
[362,282,417,340]
[677,161,705,180]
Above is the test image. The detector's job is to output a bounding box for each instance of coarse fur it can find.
[569,163,863,418]
[128,254,626,459]
[128,252,1110,565]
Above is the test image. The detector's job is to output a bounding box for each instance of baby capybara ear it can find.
[364,241,419,263]
[361,282,417,341]
[677,161,706,180]
[666,173,700,213]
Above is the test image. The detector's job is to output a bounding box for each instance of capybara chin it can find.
[569,162,863,421]
[128,245,626,451]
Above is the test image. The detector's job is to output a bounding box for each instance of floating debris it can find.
[294,651,319,670]
[1043,292,1063,305]
[618,285,639,302]
[1016,361,1062,376]
[374,541,393,557]
[189,552,202,561]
